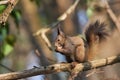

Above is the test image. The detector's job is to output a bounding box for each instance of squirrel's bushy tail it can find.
[85,21,110,45]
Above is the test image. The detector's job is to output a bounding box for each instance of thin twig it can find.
[57,0,79,21]
[104,0,120,32]
[0,55,119,80]
[0,63,14,72]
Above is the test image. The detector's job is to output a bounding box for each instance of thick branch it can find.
[0,0,19,25]
[0,0,9,5]
[0,55,120,80]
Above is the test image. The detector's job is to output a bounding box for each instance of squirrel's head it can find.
[54,27,66,52]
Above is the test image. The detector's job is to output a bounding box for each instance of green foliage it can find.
[86,7,93,18]
[86,0,96,18]
[0,24,9,40]
[0,24,16,60]
[0,4,22,60]
[0,5,7,13]
[86,0,104,18]
[5,35,16,46]
[2,41,14,56]
[11,9,22,27]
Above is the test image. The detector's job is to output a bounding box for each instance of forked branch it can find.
[33,0,80,49]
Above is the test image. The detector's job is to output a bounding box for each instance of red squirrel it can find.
[54,21,110,62]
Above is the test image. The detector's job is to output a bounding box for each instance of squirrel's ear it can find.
[57,26,65,36]
[57,26,61,35]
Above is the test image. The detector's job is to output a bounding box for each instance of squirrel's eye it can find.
[57,39,60,41]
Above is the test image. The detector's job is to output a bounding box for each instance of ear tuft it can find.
[57,26,61,35]
[57,26,65,37]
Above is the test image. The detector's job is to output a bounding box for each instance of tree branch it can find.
[0,0,9,5]
[34,0,80,36]
[0,0,19,25]
[33,0,80,49]
[0,55,120,80]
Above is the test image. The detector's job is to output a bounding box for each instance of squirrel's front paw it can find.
[71,62,78,69]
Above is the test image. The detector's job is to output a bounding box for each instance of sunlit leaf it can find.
[86,8,93,18]
[0,23,11,60]
[3,42,13,56]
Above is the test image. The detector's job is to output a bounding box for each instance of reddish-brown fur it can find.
[54,21,112,62]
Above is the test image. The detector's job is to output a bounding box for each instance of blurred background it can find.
[0,0,120,80]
